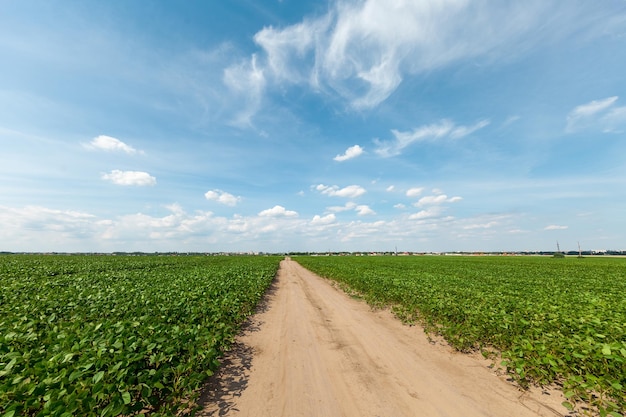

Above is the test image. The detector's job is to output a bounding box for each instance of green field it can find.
[0,255,281,417]
[295,255,626,416]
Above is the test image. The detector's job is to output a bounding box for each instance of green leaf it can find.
[561,401,574,411]
[602,344,612,355]
[93,371,105,383]
[69,370,82,382]
[564,390,576,399]
[121,391,131,404]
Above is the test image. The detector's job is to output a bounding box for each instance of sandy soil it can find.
[198,258,570,417]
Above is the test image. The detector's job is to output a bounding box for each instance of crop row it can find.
[295,255,626,416]
[0,255,281,417]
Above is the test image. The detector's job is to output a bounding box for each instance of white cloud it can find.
[204,189,242,206]
[416,194,462,207]
[325,202,374,216]
[570,96,618,118]
[228,1,601,115]
[463,221,498,230]
[375,119,489,157]
[101,170,156,186]
[223,54,266,127]
[258,205,298,218]
[311,213,336,225]
[253,17,330,85]
[386,185,395,192]
[416,194,449,207]
[450,119,491,139]
[566,96,620,132]
[315,184,366,198]
[355,205,376,216]
[406,187,424,197]
[502,115,521,127]
[603,105,626,132]
[85,135,141,154]
[327,202,357,213]
[409,207,442,220]
[334,144,364,162]
[544,224,568,230]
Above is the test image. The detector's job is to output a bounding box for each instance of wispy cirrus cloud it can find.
[85,135,142,154]
[374,119,489,157]
[334,144,364,162]
[222,0,614,123]
[101,170,156,186]
[544,224,568,230]
[223,54,266,127]
[566,96,626,133]
[204,189,242,206]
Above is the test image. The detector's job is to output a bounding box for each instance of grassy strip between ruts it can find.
[0,255,281,417]
[295,255,626,416]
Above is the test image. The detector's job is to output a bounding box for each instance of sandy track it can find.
[199,258,568,417]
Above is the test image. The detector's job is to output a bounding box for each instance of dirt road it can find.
[199,258,568,417]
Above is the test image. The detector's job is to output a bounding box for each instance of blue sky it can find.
[1,0,626,253]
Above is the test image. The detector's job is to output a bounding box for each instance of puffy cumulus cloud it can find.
[0,205,107,251]
[566,96,626,133]
[409,207,442,220]
[375,119,489,157]
[204,189,242,206]
[355,205,375,216]
[85,135,141,154]
[406,187,424,197]
[415,194,462,207]
[405,189,462,220]
[544,224,568,230]
[334,144,364,162]
[311,213,336,225]
[315,184,366,198]
[0,201,586,253]
[101,170,156,186]
[416,194,449,207]
[327,202,357,212]
[258,205,298,218]
[325,202,374,216]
